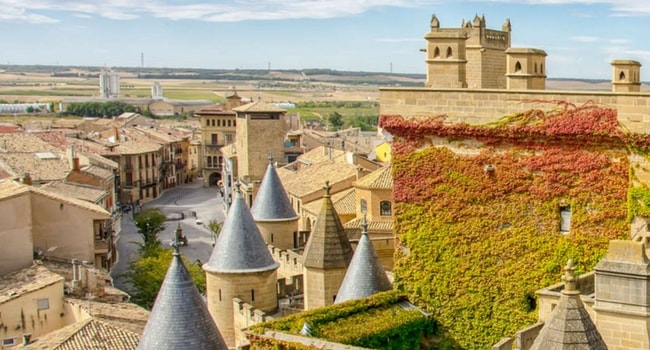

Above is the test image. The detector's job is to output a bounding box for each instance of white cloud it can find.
[569,36,599,43]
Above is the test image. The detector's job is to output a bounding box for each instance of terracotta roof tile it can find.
[343,217,393,232]
[113,141,160,155]
[0,152,71,182]
[278,160,359,198]
[24,318,140,350]
[41,181,107,203]
[303,188,356,216]
[232,100,286,113]
[353,165,392,190]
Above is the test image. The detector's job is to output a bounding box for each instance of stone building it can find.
[203,186,280,348]
[302,183,354,310]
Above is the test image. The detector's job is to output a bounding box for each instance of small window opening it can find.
[619,71,626,81]
[251,289,255,302]
[218,289,222,301]
[515,61,522,72]
[559,204,571,233]
[433,47,440,58]
[446,47,453,58]
[380,201,392,216]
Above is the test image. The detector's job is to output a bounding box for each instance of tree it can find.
[134,209,166,255]
[123,246,206,309]
[327,111,344,130]
[207,220,222,246]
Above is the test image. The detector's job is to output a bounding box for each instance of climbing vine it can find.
[380,102,646,349]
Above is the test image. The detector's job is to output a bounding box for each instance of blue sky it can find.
[2,0,650,79]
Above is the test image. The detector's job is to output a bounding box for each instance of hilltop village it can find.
[2,13,650,350]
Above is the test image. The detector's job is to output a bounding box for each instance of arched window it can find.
[360,199,367,213]
[515,61,522,72]
[446,47,453,58]
[619,71,626,81]
[380,201,392,216]
[433,47,440,58]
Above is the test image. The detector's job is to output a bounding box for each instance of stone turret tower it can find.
[611,60,641,92]
[138,245,228,350]
[233,99,287,206]
[302,182,354,309]
[203,185,280,348]
[506,48,547,90]
[424,14,511,89]
[530,259,607,350]
[251,156,299,249]
[335,215,392,304]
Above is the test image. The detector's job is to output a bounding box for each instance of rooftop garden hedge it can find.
[380,102,650,349]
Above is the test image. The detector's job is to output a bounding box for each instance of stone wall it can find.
[380,88,650,134]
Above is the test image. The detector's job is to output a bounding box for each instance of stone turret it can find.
[251,155,299,249]
[611,60,641,93]
[335,215,392,304]
[506,48,547,90]
[302,181,354,309]
[203,185,279,348]
[138,244,227,350]
[530,259,607,350]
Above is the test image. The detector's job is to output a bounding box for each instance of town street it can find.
[110,181,226,292]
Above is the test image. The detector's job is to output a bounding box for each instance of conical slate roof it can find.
[138,247,227,350]
[203,186,279,273]
[251,157,298,221]
[530,260,607,350]
[302,182,353,269]
[335,216,392,303]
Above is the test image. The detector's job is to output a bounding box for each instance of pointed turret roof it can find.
[251,156,298,221]
[530,260,607,350]
[203,185,279,273]
[302,182,353,269]
[335,216,392,303]
[137,246,227,350]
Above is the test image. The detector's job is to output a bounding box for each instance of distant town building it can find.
[99,67,120,99]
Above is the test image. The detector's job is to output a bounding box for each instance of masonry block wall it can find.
[380,88,650,134]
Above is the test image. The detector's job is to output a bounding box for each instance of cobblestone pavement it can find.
[110,180,226,292]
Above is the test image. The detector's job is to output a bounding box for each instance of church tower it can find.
[302,182,354,309]
[611,60,641,92]
[203,185,280,348]
[138,244,227,350]
[251,156,299,249]
[335,215,392,304]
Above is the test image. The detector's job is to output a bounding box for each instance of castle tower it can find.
[611,60,641,93]
[505,48,547,90]
[594,240,650,348]
[335,215,392,304]
[203,186,280,348]
[250,155,299,249]
[464,15,511,89]
[424,14,468,88]
[424,15,511,89]
[233,99,287,206]
[138,244,227,350]
[302,182,354,309]
[530,259,607,350]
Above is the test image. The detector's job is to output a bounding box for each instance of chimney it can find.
[70,145,80,171]
[21,173,32,185]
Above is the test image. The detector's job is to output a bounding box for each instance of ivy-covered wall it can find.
[381,103,648,349]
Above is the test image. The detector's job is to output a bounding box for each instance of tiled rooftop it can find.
[343,217,393,232]
[0,132,61,153]
[0,263,64,305]
[353,165,392,190]
[24,318,140,350]
[41,181,107,203]
[278,160,359,198]
[298,146,345,165]
[113,140,161,155]
[302,188,356,216]
[232,99,286,113]
[0,152,71,182]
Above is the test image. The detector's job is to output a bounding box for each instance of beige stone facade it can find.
[205,270,278,348]
[257,220,300,250]
[0,185,33,276]
[303,267,347,310]
[195,100,239,188]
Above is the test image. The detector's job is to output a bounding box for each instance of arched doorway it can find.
[209,172,222,186]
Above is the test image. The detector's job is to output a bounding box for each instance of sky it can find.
[2,0,650,79]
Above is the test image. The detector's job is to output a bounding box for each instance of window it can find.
[207,157,212,168]
[218,289,222,301]
[446,47,453,58]
[534,62,538,73]
[251,289,255,302]
[211,134,218,145]
[560,204,571,233]
[433,47,440,58]
[3,338,16,347]
[37,298,49,310]
[619,71,626,81]
[380,201,392,216]
[360,199,367,213]
[515,61,522,72]
[224,133,234,144]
